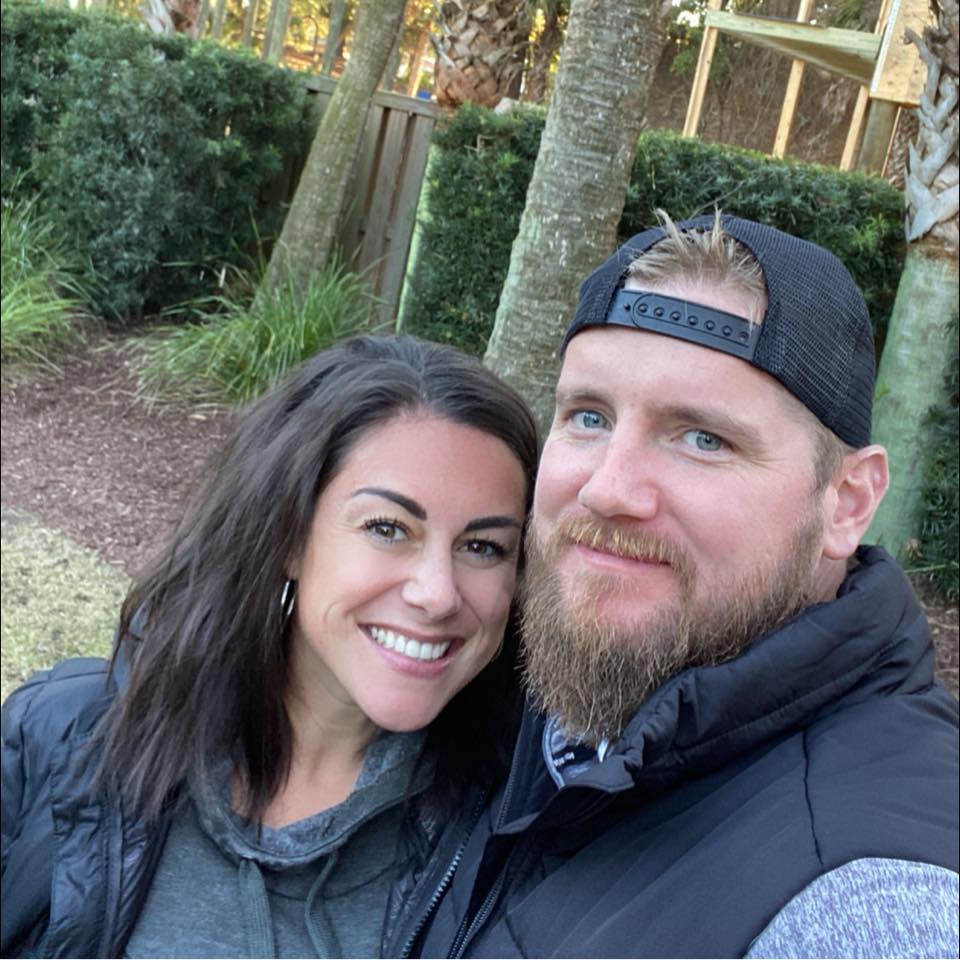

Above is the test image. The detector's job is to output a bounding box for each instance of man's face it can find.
[524,285,833,742]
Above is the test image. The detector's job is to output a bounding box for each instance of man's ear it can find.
[821,445,889,560]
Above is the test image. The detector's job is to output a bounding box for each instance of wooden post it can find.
[682,0,724,138]
[772,0,817,157]
[856,99,900,172]
[840,0,895,170]
[840,85,870,169]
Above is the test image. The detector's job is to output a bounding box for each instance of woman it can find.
[1,334,539,958]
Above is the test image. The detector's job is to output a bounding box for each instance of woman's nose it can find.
[401,549,463,620]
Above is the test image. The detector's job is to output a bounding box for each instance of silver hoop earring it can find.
[280,578,297,626]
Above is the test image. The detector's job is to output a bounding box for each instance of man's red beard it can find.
[520,514,822,745]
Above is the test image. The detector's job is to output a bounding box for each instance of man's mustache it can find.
[536,515,695,583]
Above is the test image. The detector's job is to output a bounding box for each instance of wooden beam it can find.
[772,0,817,158]
[870,0,933,105]
[682,0,724,138]
[704,11,881,84]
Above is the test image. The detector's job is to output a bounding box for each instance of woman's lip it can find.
[361,625,463,673]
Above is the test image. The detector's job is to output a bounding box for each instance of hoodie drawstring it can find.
[239,858,277,958]
[304,849,342,957]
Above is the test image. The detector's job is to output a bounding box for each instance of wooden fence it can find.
[270,75,439,328]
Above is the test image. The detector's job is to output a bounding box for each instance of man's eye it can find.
[682,429,726,453]
[572,410,608,430]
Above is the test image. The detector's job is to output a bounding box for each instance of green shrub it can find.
[912,327,959,599]
[402,105,904,355]
[401,104,545,355]
[0,193,88,364]
[138,260,377,404]
[1,2,312,320]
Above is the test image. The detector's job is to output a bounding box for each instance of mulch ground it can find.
[1,333,232,577]
[2,332,957,697]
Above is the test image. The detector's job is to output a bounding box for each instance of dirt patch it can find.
[1,332,957,698]
[1,333,232,577]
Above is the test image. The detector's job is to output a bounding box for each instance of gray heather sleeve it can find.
[745,858,959,959]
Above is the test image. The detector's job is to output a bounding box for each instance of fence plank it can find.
[341,102,387,270]
[359,109,409,281]
[281,80,438,325]
[375,112,433,327]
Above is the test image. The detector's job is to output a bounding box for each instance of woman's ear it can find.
[821,445,890,560]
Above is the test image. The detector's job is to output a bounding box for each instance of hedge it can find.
[1,2,312,319]
[402,103,905,355]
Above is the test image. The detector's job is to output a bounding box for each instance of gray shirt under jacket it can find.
[125,729,428,959]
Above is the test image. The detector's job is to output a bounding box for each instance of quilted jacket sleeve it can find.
[1,660,113,956]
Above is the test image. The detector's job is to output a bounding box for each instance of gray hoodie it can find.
[125,730,429,958]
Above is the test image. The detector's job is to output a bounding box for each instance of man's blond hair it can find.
[626,210,767,322]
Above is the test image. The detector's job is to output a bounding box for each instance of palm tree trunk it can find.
[869,0,959,556]
[483,0,669,430]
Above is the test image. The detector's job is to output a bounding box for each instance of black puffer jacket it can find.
[0,658,484,958]
[0,656,161,957]
[418,546,960,958]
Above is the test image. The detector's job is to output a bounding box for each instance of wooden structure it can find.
[681,0,933,172]
[273,76,438,327]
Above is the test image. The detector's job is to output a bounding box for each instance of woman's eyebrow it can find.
[464,516,523,533]
[351,487,426,520]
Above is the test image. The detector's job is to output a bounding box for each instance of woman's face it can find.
[288,412,528,732]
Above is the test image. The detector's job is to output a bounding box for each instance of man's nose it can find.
[401,548,463,620]
[576,430,660,521]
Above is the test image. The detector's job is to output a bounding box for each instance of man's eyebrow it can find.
[554,386,611,409]
[654,403,764,447]
[351,487,426,519]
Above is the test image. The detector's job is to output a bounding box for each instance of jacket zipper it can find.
[397,790,488,958]
[446,764,523,958]
[448,864,508,958]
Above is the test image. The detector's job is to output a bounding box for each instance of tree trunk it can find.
[381,22,404,90]
[483,0,669,431]
[433,0,531,108]
[211,0,229,39]
[197,0,211,36]
[262,0,409,300]
[322,0,349,75]
[869,0,959,558]
[241,0,260,46]
[404,27,430,96]
[262,0,292,63]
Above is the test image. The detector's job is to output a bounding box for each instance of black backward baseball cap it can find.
[563,215,875,448]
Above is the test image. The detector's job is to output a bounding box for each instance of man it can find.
[417,214,959,958]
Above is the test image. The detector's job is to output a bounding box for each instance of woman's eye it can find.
[682,429,726,453]
[572,409,608,430]
[460,539,507,561]
[364,519,408,541]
